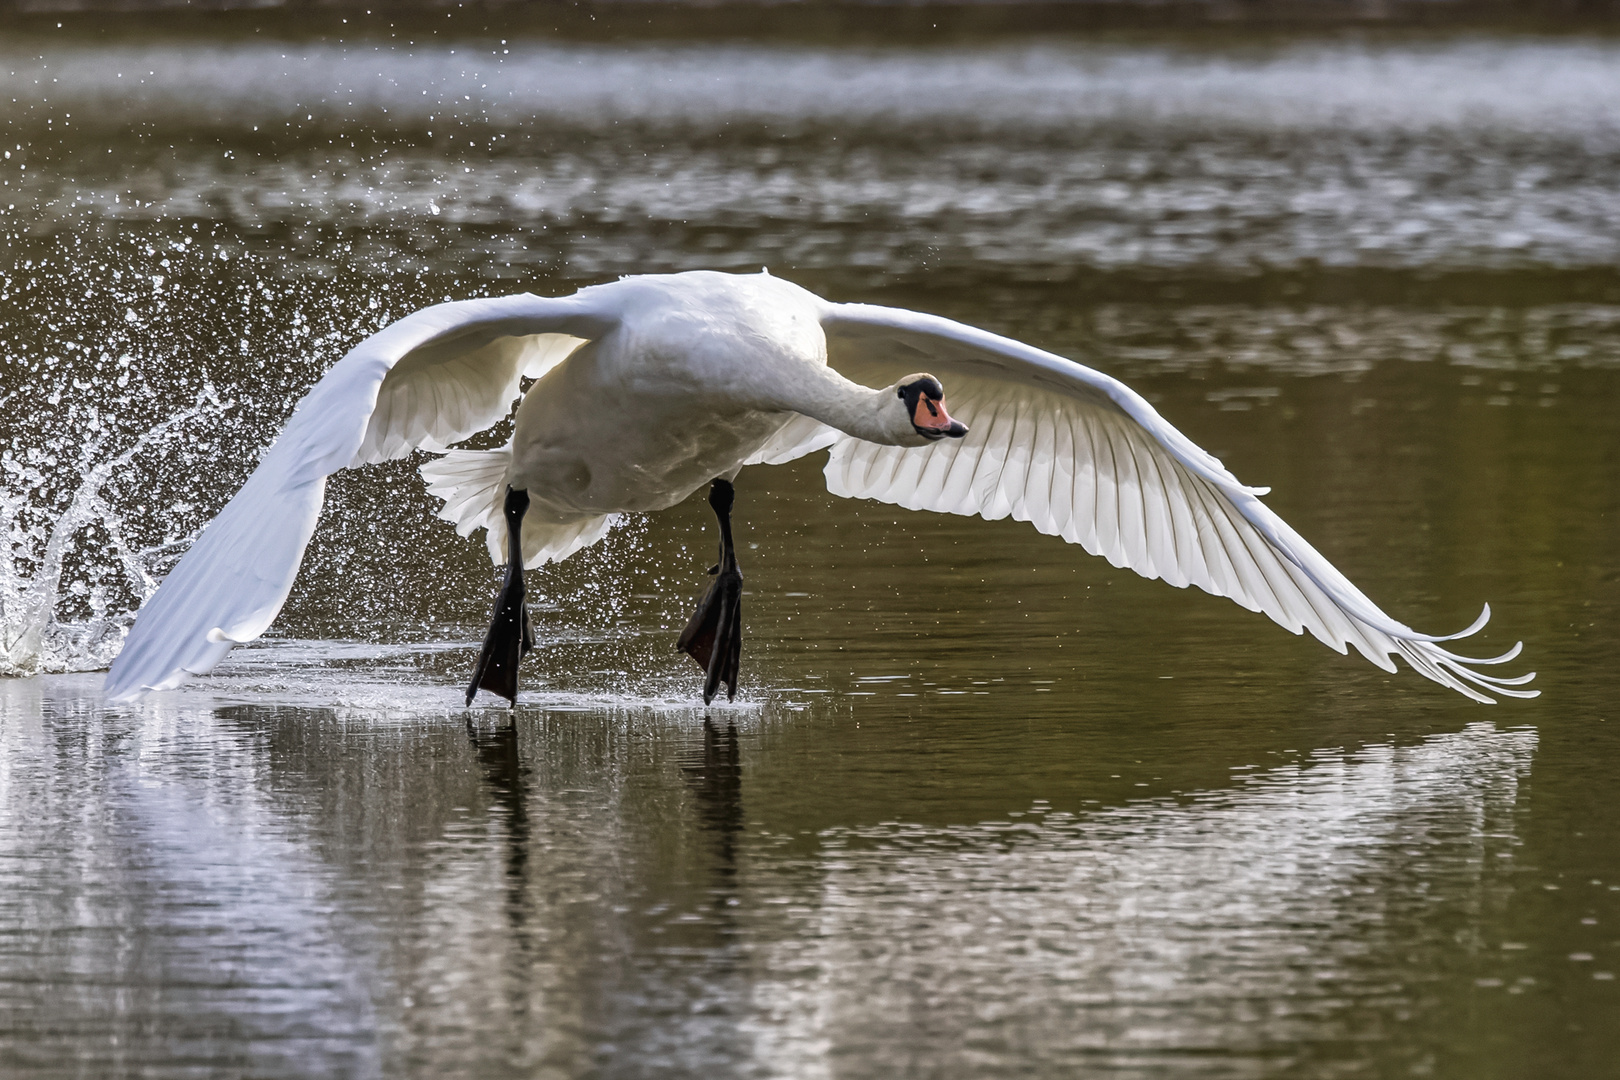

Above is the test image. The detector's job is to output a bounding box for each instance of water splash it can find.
[1,389,232,677]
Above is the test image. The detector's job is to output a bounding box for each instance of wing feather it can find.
[1090,410,1125,566]
[979,393,1022,522]
[1134,430,1180,585]
[1002,395,1038,524]
[1062,415,1096,550]
[352,329,591,465]
[107,291,614,701]
[1110,415,1152,577]
[1153,457,1198,589]
[911,421,956,511]
[1047,408,1076,542]
[819,301,1535,703]
[937,399,986,515]
[743,413,841,466]
[1023,406,1056,534]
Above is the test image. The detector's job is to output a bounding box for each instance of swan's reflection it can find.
[466,717,532,921]
[678,718,743,907]
[464,714,542,1045]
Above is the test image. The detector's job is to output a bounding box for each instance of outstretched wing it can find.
[817,302,1536,703]
[105,292,615,701]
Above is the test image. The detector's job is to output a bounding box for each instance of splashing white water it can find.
[1,391,232,677]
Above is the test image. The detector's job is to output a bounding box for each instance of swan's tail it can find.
[104,462,327,702]
[421,446,513,564]
[420,446,619,568]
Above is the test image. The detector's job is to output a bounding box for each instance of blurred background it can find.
[1,2,1618,1078]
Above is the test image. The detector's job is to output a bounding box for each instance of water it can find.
[3,16,1620,1078]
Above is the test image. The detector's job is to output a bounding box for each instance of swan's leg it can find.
[466,486,535,707]
[677,479,743,705]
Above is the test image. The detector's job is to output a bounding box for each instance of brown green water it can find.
[2,14,1619,1079]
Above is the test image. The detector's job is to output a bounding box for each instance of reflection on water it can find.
[680,719,745,904]
[751,724,1537,1075]
[0,673,1555,1078]
[4,18,1620,1080]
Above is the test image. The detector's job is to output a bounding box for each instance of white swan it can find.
[104,270,1537,705]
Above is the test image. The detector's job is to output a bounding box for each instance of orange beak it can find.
[912,394,957,433]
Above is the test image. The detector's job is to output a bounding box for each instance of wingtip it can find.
[1492,639,1525,665]
[1448,602,1492,641]
[102,677,146,705]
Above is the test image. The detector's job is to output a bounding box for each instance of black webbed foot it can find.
[679,561,742,705]
[467,487,534,706]
[677,479,742,704]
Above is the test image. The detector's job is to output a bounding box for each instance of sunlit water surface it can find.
[2,20,1619,1080]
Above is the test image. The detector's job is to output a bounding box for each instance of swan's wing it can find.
[817,302,1536,703]
[743,412,842,466]
[105,292,615,701]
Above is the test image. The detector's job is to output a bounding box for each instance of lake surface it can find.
[2,16,1619,1079]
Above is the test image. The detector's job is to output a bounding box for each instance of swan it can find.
[103,270,1537,705]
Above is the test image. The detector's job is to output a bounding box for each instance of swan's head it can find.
[895,374,968,443]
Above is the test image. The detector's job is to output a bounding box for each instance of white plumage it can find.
[105,270,1535,704]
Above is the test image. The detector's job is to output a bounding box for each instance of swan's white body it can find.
[105,270,1536,704]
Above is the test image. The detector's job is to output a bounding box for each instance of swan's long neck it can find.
[773,364,907,445]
